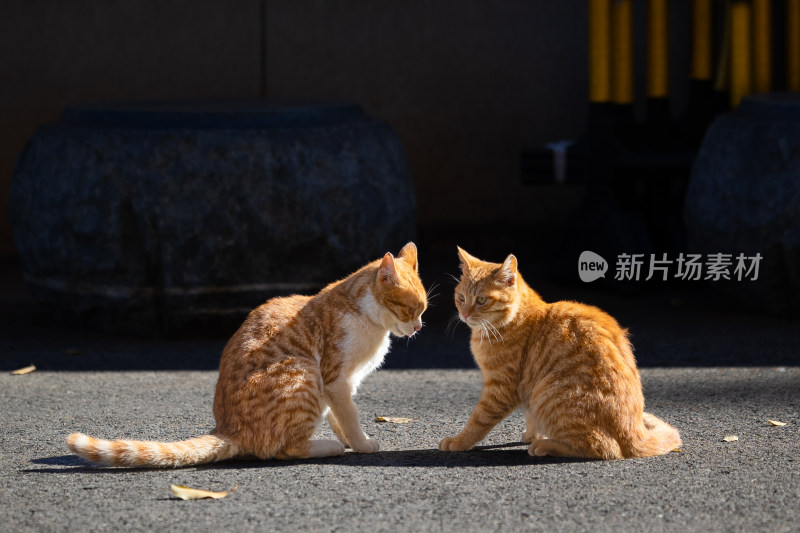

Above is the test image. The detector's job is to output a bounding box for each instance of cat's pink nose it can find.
[414,323,422,332]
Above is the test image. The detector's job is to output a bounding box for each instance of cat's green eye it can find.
[457,293,465,303]
[476,296,488,305]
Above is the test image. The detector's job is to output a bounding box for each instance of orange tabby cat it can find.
[439,247,681,459]
[67,242,427,467]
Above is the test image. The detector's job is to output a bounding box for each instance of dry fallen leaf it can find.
[11,365,36,375]
[768,420,787,426]
[375,416,413,424]
[170,484,237,501]
[722,435,739,442]
[672,448,682,453]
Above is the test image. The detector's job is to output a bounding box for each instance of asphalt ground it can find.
[1,367,798,532]
[1,255,799,532]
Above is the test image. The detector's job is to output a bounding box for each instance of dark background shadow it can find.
[1,4,798,371]
[2,228,799,371]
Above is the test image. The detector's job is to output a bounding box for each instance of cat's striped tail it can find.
[66,432,238,468]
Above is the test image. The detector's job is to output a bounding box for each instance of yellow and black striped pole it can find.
[686,0,716,144]
[589,0,613,106]
[788,0,800,91]
[647,0,671,123]
[730,0,752,107]
[692,0,714,84]
[647,0,670,100]
[612,0,635,108]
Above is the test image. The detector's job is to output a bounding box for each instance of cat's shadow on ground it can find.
[28,442,589,473]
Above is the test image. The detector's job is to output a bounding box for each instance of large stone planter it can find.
[10,99,416,333]
[684,93,800,315]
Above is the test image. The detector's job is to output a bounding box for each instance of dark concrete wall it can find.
[264,1,588,229]
[1,0,589,256]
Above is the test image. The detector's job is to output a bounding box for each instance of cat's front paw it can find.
[438,436,473,452]
[350,438,380,453]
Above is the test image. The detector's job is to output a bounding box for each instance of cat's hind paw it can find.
[528,438,581,458]
[307,439,346,458]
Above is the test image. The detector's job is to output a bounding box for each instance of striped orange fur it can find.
[439,247,681,460]
[67,242,427,467]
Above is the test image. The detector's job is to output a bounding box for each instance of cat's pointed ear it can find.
[398,242,418,271]
[457,246,478,274]
[495,254,518,286]
[378,252,398,286]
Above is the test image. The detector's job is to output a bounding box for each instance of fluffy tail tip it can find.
[66,432,100,461]
[66,432,85,451]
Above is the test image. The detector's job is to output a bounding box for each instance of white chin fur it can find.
[391,325,414,337]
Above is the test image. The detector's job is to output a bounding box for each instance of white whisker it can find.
[479,322,488,343]
[485,319,503,343]
[480,319,495,343]
[445,313,462,338]
[426,281,440,298]
[482,320,495,342]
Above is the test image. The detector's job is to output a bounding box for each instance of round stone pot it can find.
[684,93,800,315]
[10,99,416,334]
